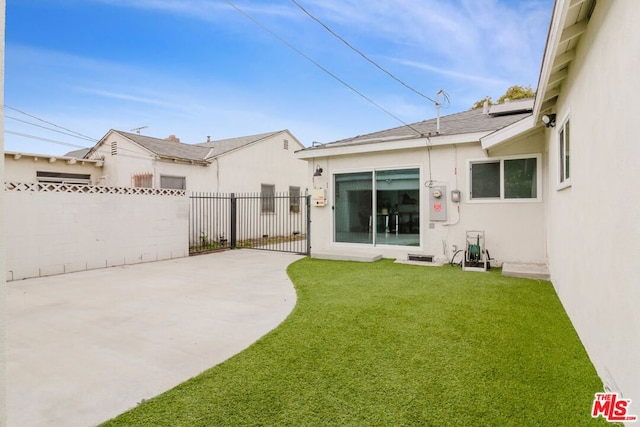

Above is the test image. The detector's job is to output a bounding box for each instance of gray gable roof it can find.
[64,148,92,158]
[115,131,212,162]
[303,105,532,151]
[197,130,283,158]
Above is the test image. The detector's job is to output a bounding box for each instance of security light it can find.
[542,113,556,128]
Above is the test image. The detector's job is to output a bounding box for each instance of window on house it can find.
[334,168,420,246]
[289,186,301,213]
[261,184,275,213]
[469,155,540,201]
[470,161,500,198]
[132,173,153,188]
[505,158,537,198]
[36,171,91,185]
[559,119,570,186]
[160,175,186,190]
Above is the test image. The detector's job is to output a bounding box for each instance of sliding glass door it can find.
[334,168,420,246]
[334,172,373,244]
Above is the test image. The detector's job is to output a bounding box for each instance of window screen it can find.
[471,162,500,198]
[261,184,275,213]
[160,175,186,190]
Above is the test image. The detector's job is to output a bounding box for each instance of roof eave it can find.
[296,131,490,160]
[480,116,539,150]
[4,151,105,167]
[533,0,593,120]
[156,155,210,166]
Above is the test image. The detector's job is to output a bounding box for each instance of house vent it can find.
[408,254,434,263]
[111,141,117,155]
[284,139,289,150]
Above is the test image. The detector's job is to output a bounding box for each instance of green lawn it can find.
[102,258,609,426]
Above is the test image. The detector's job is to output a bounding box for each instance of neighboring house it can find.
[4,151,104,185]
[297,0,639,409]
[75,129,308,194]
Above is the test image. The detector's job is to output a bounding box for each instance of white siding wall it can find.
[545,1,640,403]
[309,135,546,263]
[5,189,188,281]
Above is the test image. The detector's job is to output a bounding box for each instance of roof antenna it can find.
[131,126,148,135]
[436,90,443,134]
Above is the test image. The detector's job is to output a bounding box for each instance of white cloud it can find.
[73,87,179,108]
[392,59,510,86]
[86,0,299,20]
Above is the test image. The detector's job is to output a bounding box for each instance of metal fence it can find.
[189,192,310,255]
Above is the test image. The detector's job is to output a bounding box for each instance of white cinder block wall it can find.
[5,191,189,281]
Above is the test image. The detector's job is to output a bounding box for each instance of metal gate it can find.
[189,192,310,255]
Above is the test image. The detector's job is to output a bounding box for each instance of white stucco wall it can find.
[91,131,308,194]
[5,188,189,281]
[215,132,308,194]
[544,0,640,404]
[91,134,212,191]
[307,133,546,264]
[4,153,104,184]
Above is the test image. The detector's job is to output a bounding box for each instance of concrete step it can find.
[311,251,382,263]
[502,262,550,281]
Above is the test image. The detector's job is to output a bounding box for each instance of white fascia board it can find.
[4,150,104,165]
[296,131,488,159]
[480,116,537,150]
[533,0,570,119]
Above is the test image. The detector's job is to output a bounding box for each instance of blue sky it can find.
[5,0,553,155]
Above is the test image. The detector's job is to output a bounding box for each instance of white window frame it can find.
[467,154,542,203]
[289,186,301,213]
[557,116,571,190]
[36,171,91,185]
[261,184,276,214]
[160,175,186,190]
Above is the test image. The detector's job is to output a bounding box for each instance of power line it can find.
[4,105,98,142]
[5,115,98,143]
[5,130,91,149]
[290,0,438,105]
[223,0,424,136]
[5,130,159,162]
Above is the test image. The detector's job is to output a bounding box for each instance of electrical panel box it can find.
[311,188,327,207]
[429,185,447,221]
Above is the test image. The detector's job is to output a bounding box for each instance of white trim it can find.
[296,132,489,159]
[556,114,572,190]
[480,116,538,150]
[4,151,104,167]
[533,0,572,121]
[467,154,543,203]
[331,166,423,248]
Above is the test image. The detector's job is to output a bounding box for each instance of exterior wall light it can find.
[542,113,556,128]
[313,165,323,177]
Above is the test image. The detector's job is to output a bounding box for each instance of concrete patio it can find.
[6,250,303,427]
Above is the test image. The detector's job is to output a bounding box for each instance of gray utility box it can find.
[428,185,447,221]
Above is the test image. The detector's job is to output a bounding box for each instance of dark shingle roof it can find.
[303,105,532,152]
[197,130,282,158]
